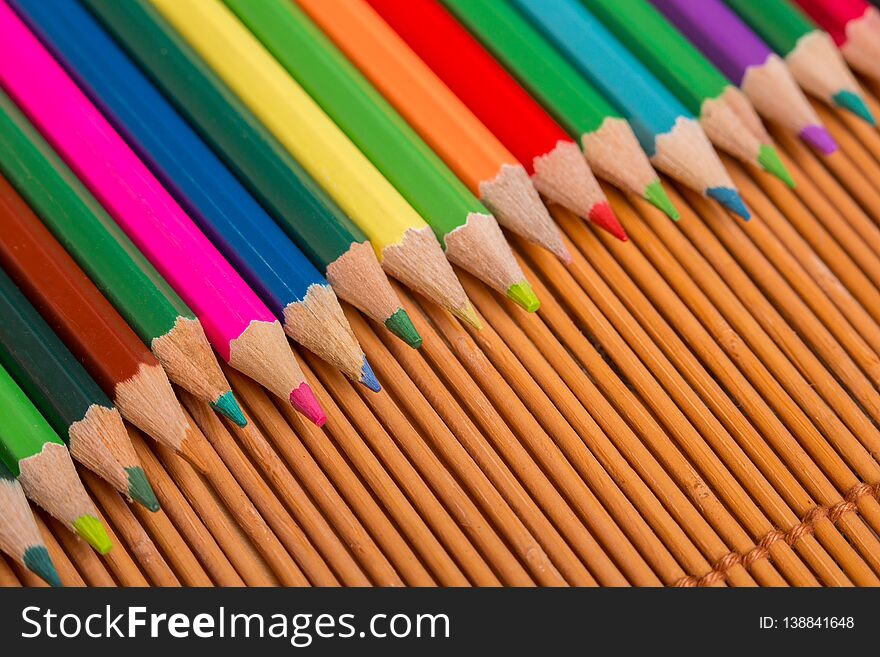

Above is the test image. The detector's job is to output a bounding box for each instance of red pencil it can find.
[366,0,627,241]
[795,0,880,81]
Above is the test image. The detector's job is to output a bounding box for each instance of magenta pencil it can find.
[651,0,836,154]
[0,1,325,426]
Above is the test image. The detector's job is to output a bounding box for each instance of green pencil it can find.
[0,91,244,427]
[223,0,538,312]
[725,0,875,123]
[0,362,112,555]
[580,0,793,186]
[0,267,158,511]
[0,457,61,586]
[442,0,677,220]
[85,0,421,348]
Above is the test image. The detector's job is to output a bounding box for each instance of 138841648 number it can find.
[783,617,854,629]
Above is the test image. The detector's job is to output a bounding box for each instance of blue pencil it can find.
[13,0,378,391]
[511,0,749,219]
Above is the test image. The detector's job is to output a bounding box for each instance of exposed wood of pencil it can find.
[45,512,115,587]
[678,185,880,453]
[755,133,880,329]
[415,296,661,586]
[517,250,859,586]
[32,514,84,587]
[0,555,20,586]
[837,93,880,164]
[183,391,344,587]
[224,369,405,586]
[374,298,598,586]
[147,438,277,586]
[463,268,813,586]
[347,307,562,586]
[613,189,880,548]
[129,430,243,586]
[566,203,880,581]
[81,469,179,587]
[301,351,490,586]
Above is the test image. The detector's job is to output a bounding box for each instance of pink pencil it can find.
[0,1,325,426]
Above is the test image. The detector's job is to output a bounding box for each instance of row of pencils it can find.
[0,0,877,587]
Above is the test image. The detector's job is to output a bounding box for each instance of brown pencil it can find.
[348,308,562,586]
[184,393,343,587]
[129,430,243,586]
[228,370,413,586]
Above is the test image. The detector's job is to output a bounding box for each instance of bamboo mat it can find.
[6,93,880,588]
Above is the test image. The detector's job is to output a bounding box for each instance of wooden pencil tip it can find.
[125,466,160,512]
[23,546,61,587]
[289,382,327,427]
[453,302,483,330]
[832,90,876,125]
[178,430,210,475]
[384,308,423,348]
[506,281,541,313]
[359,357,381,392]
[643,180,679,221]
[210,390,247,427]
[757,145,795,188]
[799,125,838,155]
[72,514,112,555]
[589,202,628,241]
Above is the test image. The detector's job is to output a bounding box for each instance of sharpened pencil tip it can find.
[210,391,247,427]
[290,382,326,427]
[453,303,483,330]
[643,180,679,221]
[359,357,381,392]
[707,186,750,220]
[126,466,160,512]
[757,145,795,188]
[23,546,61,587]
[73,515,112,555]
[588,202,628,241]
[832,90,876,125]
[799,125,838,155]
[384,309,422,348]
[506,281,540,313]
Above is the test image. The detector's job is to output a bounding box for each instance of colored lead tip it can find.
[290,382,326,427]
[707,186,750,220]
[799,125,838,155]
[126,466,160,512]
[757,145,795,188]
[453,302,483,330]
[384,308,422,349]
[72,515,113,555]
[210,390,247,427]
[23,546,61,587]
[507,280,541,313]
[588,202,628,241]
[832,91,876,126]
[359,357,381,393]
[643,180,679,221]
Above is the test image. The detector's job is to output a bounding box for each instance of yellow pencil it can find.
[150,0,479,327]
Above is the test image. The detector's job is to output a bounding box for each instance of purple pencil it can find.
[651,0,837,154]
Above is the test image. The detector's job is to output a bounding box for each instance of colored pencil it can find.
[83,0,421,351]
[0,174,206,466]
[511,0,749,219]
[0,362,112,555]
[366,0,629,241]
[224,0,539,313]
[0,267,158,512]
[0,2,326,426]
[297,0,571,261]
[0,89,245,428]
[441,0,679,221]
[725,0,875,123]
[0,458,61,586]
[15,0,377,394]
[650,0,837,154]
[794,0,880,81]
[579,0,793,186]
[150,0,478,329]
